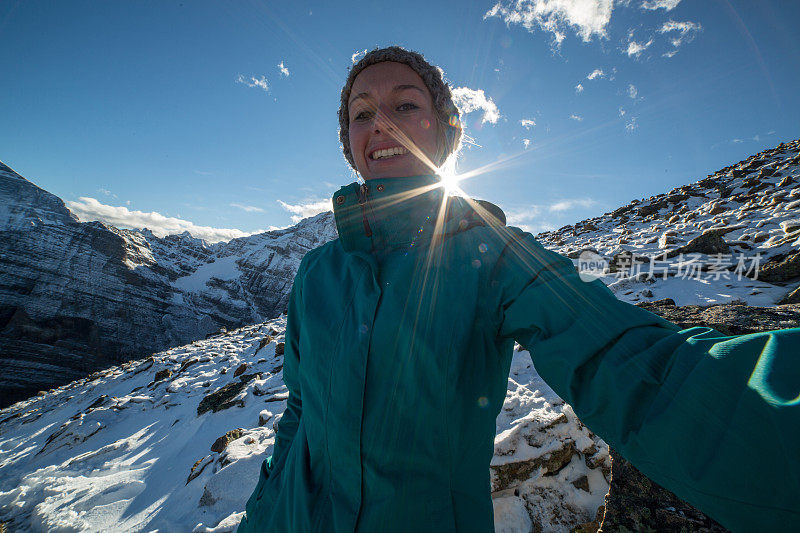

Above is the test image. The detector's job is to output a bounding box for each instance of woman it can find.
[238,47,799,532]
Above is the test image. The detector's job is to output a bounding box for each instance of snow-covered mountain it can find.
[0,161,337,407]
[0,318,608,532]
[538,138,800,307]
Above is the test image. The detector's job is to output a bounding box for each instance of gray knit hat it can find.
[338,46,462,172]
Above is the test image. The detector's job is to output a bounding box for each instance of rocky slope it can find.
[537,139,800,308]
[0,161,337,408]
[0,317,610,532]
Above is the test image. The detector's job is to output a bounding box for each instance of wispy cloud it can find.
[641,0,681,10]
[523,138,531,149]
[277,199,332,223]
[626,37,653,57]
[627,84,639,99]
[569,114,583,121]
[587,68,605,80]
[625,116,639,132]
[66,197,266,243]
[452,87,501,124]
[520,118,536,129]
[575,83,584,93]
[618,106,626,117]
[549,198,598,212]
[277,61,290,77]
[230,203,265,213]
[658,20,702,57]
[236,74,269,92]
[484,0,614,46]
[98,187,118,199]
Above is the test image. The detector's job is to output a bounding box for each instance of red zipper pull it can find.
[357,183,373,237]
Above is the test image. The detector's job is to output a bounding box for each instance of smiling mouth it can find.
[370,146,410,160]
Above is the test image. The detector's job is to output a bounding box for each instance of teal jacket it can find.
[238,174,800,532]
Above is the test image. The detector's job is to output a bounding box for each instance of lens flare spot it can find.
[449,115,460,128]
[477,396,489,408]
[471,259,481,269]
[420,118,430,129]
[478,243,488,253]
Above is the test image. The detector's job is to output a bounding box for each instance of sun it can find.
[437,162,465,197]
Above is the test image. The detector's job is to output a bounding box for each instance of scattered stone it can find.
[259,410,272,426]
[186,455,212,485]
[254,335,273,356]
[275,342,285,356]
[666,230,731,259]
[210,428,243,453]
[759,251,800,282]
[571,475,591,493]
[197,375,259,415]
[153,369,172,382]
[780,219,800,235]
[779,285,800,304]
[178,358,199,374]
[491,441,577,492]
[707,204,726,215]
[233,363,248,377]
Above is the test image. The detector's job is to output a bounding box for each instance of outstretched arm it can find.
[493,228,800,531]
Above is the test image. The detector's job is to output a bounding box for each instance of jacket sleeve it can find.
[492,227,800,531]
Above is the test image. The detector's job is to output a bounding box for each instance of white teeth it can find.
[371,146,409,160]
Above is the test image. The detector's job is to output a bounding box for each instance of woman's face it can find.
[348,62,442,180]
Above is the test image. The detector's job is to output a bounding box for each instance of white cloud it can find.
[625,116,639,132]
[587,68,605,80]
[523,138,531,149]
[626,38,653,57]
[549,198,597,212]
[627,84,638,99]
[505,205,541,232]
[641,0,681,10]
[575,83,584,93]
[66,197,265,243]
[520,118,536,129]
[277,61,290,77]
[569,114,583,121]
[236,74,269,92]
[618,106,626,117]
[658,20,702,56]
[351,49,367,63]
[732,138,744,143]
[484,0,614,45]
[452,87,501,124]
[230,203,265,213]
[277,199,332,224]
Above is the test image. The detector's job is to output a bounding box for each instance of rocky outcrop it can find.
[0,161,337,408]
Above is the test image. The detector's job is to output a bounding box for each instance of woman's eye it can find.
[354,110,372,121]
[398,103,418,111]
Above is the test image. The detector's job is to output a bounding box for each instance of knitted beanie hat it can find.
[338,46,462,172]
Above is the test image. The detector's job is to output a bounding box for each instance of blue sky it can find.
[1,0,798,241]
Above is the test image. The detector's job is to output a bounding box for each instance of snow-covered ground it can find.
[0,318,605,532]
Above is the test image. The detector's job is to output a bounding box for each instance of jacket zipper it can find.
[357,183,373,237]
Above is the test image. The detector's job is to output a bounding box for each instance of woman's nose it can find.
[372,106,394,133]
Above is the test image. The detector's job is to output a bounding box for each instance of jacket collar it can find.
[332,174,449,256]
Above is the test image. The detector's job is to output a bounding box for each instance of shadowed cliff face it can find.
[0,161,338,407]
